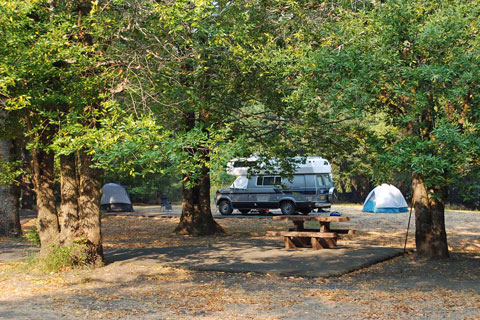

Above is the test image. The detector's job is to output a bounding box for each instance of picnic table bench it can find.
[266,215,355,250]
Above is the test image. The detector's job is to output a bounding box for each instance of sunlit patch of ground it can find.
[101,204,479,254]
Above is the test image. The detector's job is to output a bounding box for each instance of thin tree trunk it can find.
[0,139,21,237]
[0,111,22,237]
[32,147,60,253]
[77,151,104,266]
[19,147,35,210]
[59,153,80,247]
[412,172,449,259]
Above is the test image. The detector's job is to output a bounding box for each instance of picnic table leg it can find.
[320,222,331,232]
[293,221,304,231]
[311,237,324,250]
[284,236,309,249]
[323,237,337,248]
[284,236,297,249]
[308,237,337,249]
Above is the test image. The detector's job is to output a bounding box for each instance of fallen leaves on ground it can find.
[1,205,479,319]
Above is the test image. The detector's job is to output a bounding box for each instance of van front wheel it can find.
[218,200,233,215]
[280,201,296,215]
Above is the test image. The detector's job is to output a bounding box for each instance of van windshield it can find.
[316,174,333,187]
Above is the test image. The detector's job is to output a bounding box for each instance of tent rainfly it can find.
[362,184,408,213]
[100,183,134,212]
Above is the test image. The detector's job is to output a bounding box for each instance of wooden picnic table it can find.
[267,215,355,250]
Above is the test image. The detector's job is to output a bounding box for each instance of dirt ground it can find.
[0,204,479,319]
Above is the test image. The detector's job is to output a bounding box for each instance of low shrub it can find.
[42,241,89,272]
[24,227,40,246]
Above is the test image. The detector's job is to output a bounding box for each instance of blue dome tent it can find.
[362,184,408,213]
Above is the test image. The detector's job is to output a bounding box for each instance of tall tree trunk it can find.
[174,110,223,236]
[0,137,21,237]
[174,165,224,236]
[32,147,60,253]
[77,151,104,266]
[59,153,80,247]
[0,184,21,237]
[412,172,449,259]
[19,147,35,210]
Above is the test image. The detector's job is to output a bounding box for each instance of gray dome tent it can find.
[100,183,134,212]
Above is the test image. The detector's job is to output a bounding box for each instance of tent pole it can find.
[403,202,413,254]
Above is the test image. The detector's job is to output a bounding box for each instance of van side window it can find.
[316,174,333,187]
[257,176,282,186]
[305,175,316,187]
[264,177,275,185]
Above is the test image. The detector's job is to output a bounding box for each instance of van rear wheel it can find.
[218,200,233,215]
[280,201,296,215]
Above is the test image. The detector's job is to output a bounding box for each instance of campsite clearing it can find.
[0,204,479,319]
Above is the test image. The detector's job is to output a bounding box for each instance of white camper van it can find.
[215,156,336,215]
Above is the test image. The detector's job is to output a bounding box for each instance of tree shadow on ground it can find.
[347,251,480,291]
[104,238,405,278]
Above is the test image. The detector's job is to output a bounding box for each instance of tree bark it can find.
[19,147,35,210]
[174,162,224,236]
[59,153,80,247]
[32,146,60,253]
[77,151,104,266]
[0,137,21,237]
[174,110,223,236]
[0,184,21,237]
[412,172,449,259]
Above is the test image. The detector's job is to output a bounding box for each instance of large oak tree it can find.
[295,0,480,258]
[92,0,322,235]
[1,0,121,264]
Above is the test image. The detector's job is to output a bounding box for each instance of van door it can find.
[293,175,306,202]
[283,175,306,201]
[315,174,333,203]
[231,189,247,209]
[304,175,317,202]
[253,176,281,208]
[231,177,252,209]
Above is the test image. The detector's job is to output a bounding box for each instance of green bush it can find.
[42,243,88,272]
[24,226,40,247]
[20,240,92,273]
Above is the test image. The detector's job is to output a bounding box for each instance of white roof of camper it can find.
[226,156,331,176]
